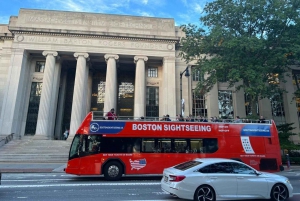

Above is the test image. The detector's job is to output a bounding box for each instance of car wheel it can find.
[270,183,289,201]
[194,185,216,201]
[103,161,123,181]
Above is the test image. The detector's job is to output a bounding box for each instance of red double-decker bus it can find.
[65,112,283,181]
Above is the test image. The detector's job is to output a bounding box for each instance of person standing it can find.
[106,108,117,120]
[258,115,265,123]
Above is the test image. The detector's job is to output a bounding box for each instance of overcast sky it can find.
[0,0,212,26]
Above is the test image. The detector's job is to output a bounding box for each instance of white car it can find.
[161,158,293,201]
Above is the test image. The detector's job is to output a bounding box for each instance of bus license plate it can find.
[164,176,168,182]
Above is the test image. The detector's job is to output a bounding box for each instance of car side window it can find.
[230,162,256,174]
[199,162,233,174]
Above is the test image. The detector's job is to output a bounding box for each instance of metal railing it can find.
[91,111,271,124]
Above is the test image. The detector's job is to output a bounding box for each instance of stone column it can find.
[103,54,119,115]
[35,51,58,139]
[162,57,176,118]
[0,49,30,139]
[282,72,300,143]
[69,53,89,137]
[134,56,148,118]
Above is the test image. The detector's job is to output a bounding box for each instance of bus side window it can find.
[174,139,187,153]
[133,139,141,153]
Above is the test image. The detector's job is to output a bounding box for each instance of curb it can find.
[0,169,54,173]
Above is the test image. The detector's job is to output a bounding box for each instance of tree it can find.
[276,123,299,150]
[180,0,300,113]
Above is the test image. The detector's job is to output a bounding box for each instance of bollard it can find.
[0,172,1,185]
[286,154,290,169]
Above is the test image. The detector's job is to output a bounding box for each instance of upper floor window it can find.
[35,61,45,73]
[192,67,204,82]
[148,67,158,77]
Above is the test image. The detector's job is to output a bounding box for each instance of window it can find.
[148,67,158,77]
[146,87,159,117]
[69,136,219,159]
[218,90,233,118]
[199,162,233,174]
[270,93,285,125]
[174,161,202,171]
[230,162,256,174]
[244,93,259,116]
[192,67,203,81]
[25,82,43,135]
[35,61,45,72]
[192,90,207,117]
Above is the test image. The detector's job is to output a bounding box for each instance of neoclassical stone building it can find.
[0,9,299,143]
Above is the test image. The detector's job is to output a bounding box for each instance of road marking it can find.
[0,182,161,188]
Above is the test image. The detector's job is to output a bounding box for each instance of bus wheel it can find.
[279,165,284,171]
[104,161,123,181]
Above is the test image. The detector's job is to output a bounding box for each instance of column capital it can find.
[134,56,148,63]
[42,51,58,57]
[104,54,119,62]
[74,52,89,59]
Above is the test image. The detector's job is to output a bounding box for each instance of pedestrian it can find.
[106,108,117,120]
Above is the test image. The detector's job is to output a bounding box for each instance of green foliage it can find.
[276,123,299,150]
[180,0,300,101]
[282,157,300,165]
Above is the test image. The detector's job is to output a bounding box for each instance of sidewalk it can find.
[0,163,66,173]
[0,135,71,174]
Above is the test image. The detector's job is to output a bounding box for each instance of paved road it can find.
[0,173,299,201]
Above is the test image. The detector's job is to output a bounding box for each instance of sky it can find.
[0,0,212,26]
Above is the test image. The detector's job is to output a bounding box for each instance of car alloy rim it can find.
[272,185,288,201]
[108,165,119,178]
[196,187,214,201]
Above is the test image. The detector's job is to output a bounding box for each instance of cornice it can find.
[10,29,180,44]
[0,36,14,41]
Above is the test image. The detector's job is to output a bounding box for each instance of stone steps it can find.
[0,136,71,163]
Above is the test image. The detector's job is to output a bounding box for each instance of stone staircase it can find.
[0,136,71,163]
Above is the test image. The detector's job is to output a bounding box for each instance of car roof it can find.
[193,158,241,163]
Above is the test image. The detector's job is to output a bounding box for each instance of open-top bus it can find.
[65,112,283,181]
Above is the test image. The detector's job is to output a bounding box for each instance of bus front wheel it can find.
[103,161,123,181]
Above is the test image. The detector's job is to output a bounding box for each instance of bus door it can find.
[77,135,102,175]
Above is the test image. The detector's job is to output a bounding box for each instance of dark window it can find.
[174,161,202,171]
[199,162,233,173]
[25,82,42,135]
[146,87,159,117]
[259,158,277,171]
[35,61,45,72]
[230,162,256,174]
[69,135,219,158]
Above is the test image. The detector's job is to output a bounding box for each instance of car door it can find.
[230,162,268,199]
[199,162,237,199]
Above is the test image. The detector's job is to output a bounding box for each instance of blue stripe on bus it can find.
[241,125,271,137]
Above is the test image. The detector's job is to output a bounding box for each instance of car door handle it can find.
[210,177,218,179]
[237,177,244,179]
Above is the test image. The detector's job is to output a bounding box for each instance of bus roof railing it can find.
[91,111,271,124]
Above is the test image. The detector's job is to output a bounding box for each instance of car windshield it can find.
[174,160,202,171]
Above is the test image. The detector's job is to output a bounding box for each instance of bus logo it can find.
[90,123,100,132]
[129,158,147,170]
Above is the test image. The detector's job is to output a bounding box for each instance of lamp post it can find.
[180,65,190,116]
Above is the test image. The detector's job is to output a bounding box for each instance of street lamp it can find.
[180,65,190,116]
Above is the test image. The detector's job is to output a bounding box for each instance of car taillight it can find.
[169,175,186,182]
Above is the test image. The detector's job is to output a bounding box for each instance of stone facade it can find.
[0,8,299,144]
